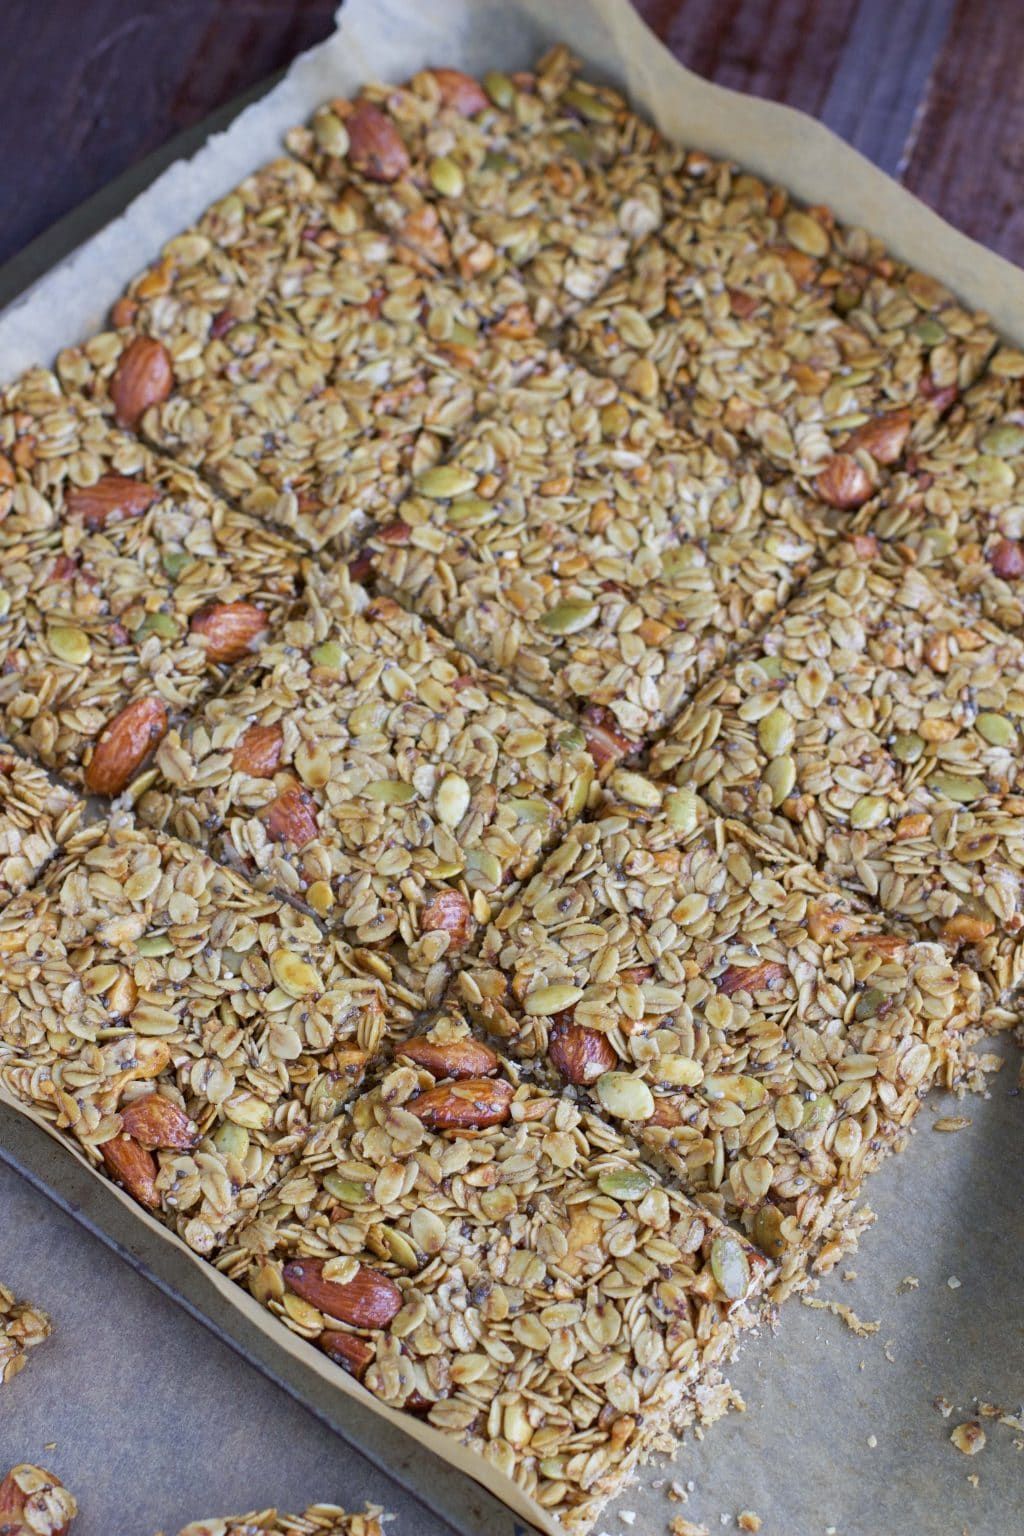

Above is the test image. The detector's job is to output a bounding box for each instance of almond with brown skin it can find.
[814,454,873,510]
[400,1035,499,1079]
[261,782,319,847]
[283,1258,402,1328]
[420,888,474,951]
[407,1076,514,1129]
[716,959,790,997]
[318,1328,375,1380]
[231,722,284,778]
[580,704,639,770]
[989,538,1024,580]
[548,1021,617,1085]
[843,408,912,465]
[189,601,268,663]
[119,1094,199,1151]
[65,474,159,530]
[100,1134,160,1209]
[347,101,410,182]
[430,68,489,115]
[84,697,168,795]
[109,336,174,429]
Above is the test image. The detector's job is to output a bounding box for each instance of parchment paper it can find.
[0,1,1022,1531]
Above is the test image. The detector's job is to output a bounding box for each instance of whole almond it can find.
[283,1258,402,1329]
[318,1328,375,1380]
[407,1076,514,1129]
[580,704,638,769]
[549,1021,617,1085]
[400,1034,499,1079]
[110,336,174,430]
[420,888,474,951]
[65,474,159,530]
[231,722,284,778]
[261,781,319,847]
[347,101,410,182]
[430,68,489,115]
[989,538,1024,579]
[843,408,912,465]
[716,959,790,997]
[814,454,873,510]
[119,1094,199,1151]
[100,1134,160,1208]
[84,697,168,795]
[189,601,269,662]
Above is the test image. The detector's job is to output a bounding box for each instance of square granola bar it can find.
[135,568,595,1010]
[0,368,305,788]
[649,559,1024,1001]
[227,1061,768,1533]
[0,817,404,1255]
[453,795,982,1294]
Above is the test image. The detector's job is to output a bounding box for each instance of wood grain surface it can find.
[0,0,1020,269]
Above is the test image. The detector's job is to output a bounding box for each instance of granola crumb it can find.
[842,1270,857,1282]
[950,1422,987,1456]
[896,1275,920,1292]
[0,1286,52,1386]
[867,1435,878,1449]
[670,1519,709,1536]
[800,1296,881,1336]
[933,1116,971,1132]
[935,1396,955,1418]
[737,1513,762,1532]
[948,1276,962,1289]
[667,1482,688,1503]
[883,1340,897,1363]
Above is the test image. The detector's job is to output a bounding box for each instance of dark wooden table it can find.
[1,0,1022,275]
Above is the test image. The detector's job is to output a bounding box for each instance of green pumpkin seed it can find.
[481,149,517,175]
[137,611,181,640]
[608,769,661,809]
[312,107,349,157]
[310,640,344,669]
[753,1205,787,1260]
[926,772,987,803]
[710,1233,752,1300]
[465,848,502,890]
[975,712,1016,747]
[600,403,630,440]
[382,1226,419,1270]
[558,727,586,752]
[702,1073,768,1110]
[415,465,478,499]
[562,83,615,122]
[757,706,795,759]
[801,1092,835,1129]
[508,797,551,825]
[912,317,946,345]
[849,794,888,829]
[980,423,1024,458]
[559,129,593,163]
[539,599,598,635]
[48,624,92,665]
[892,731,925,763]
[364,780,417,804]
[566,763,594,819]
[323,1173,369,1204]
[136,934,174,957]
[661,545,700,578]
[161,548,191,579]
[213,1122,250,1160]
[446,494,493,526]
[853,988,886,1022]
[597,1167,655,1202]
[484,70,515,109]
[764,755,796,808]
[429,156,464,197]
[595,1071,655,1121]
[665,787,701,833]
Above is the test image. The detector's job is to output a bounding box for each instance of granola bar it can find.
[367,352,818,750]
[227,1067,768,1533]
[134,567,594,1009]
[454,795,982,1295]
[0,1464,76,1535]
[0,1286,52,1386]
[0,751,82,910]
[649,559,1024,1000]
[0,368,305,787]
[0,817,404,1256]
[564,181,997,499]
[285,47,680,328]
[163,1508,387,1536]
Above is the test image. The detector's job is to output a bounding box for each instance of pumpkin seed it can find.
[136,934,174,957]
[562,83,615,122]
[892,731,925,763]
[597,1167,655,1202]
[710,1232,752,1300]
[429,156,464,197]
[415,465,478,499]
[323,1173,369,1204]
[484,70,515,109]
[539,599,598,635]
[758,706,795,758]
[48,624,91,665]
[980,423,1024,457]
[849,794,888,829]
[926,772,987,803]
[312,107,349,157]
[269,948,320,998]
[665,787,701,832]
[310,640,344,669]
[213,1122,249,1161]
[595,1072,655,1121]
[764,755,796,807]
[975,712,1016,747]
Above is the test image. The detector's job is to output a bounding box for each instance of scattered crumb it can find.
[933,1116,971,1133]
[967,1473,980,1489]
[867,1435,878,1449]
[43,1442,56,1451]
[667,1482,688,1504]
[999,1412,1024,1434]
[896,1275,919,1293]
[619,1512,636,1526]
[842,1270,857,1282]
[947,1276,962,1290]
[977,1402,1001,1419]
[801,1296,880,1336]
[950,1422,987,1456]
[737,1516,761,1534]
[670,1519,709,1536]
[934,1396,954,1419]
[978,1052,1004,1074]
[883,1339,897,1363]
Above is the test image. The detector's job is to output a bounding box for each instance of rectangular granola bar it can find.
[0,368,305,788]
[0,749,82,909]
[162,1509,387,1536]
[366,352,818,754]
[0,817,405,1256]
[649,558,1024,1001]
[0,1285,52,1386]
[135,567,594,1010]
[453,793,982,1295]
[227,1066,768,1533]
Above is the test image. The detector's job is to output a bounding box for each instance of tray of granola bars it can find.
[0,1,1021,1533]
